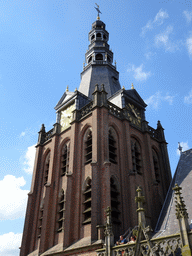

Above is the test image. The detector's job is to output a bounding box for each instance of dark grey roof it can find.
[154,148,192,238]
[78,64,121,99]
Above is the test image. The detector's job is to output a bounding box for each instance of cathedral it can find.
[20,9,176,256]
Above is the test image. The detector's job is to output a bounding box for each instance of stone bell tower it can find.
[20,8,172,256]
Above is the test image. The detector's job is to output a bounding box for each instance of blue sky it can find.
[0,0,192,255]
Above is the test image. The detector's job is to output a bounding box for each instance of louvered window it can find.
[57,190,65,232]
[110,178,120,224]
[85,130,92,164]
[131,140,142,174]
[109,130,117,164]
[44,152,50,185]
[153,150,160,183]
[83,179,91,224]
[61,143,70,176]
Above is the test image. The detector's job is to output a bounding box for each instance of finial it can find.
[95,3,102,20]
[114,60,116,68]
[75,88,77,92]
[66,85,69,92]
[83,62,85,68]
[178,142,183,154]
[173,183,188,219]
[131,83,134,89]
[122,86,125,90]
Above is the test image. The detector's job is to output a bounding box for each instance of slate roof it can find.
[154,148,192,238]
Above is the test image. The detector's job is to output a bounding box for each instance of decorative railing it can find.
[108,102,122,119]
[44,128,54,142]
[148,125,161,140]
[113,243,135,256]
[79,101,93,119]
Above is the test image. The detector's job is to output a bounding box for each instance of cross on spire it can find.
[95,3,102,20]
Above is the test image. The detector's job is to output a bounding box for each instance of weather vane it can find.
[95,3,102,20]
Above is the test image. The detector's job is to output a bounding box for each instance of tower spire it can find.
[78,15,121,98]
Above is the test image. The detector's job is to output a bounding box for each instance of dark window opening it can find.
[85,130,92,164]
[107,56,111,63]
[103,34,107,40]
[83,179,91,224]
[96,32,101,38]
[109,130,117,164]
[44,152,50,185]
[110,178,120,224]
[91,34,95,40]
[153,151,160,183]
[96,54,103,60]
[88,56,92,63]
[57,190,65,232]
[61,143,70,176]
[131,140,142,174]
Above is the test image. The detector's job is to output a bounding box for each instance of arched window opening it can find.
[131,139,142,174]
[96,32,101,38]
[153,150,160,183]
[85,130,92,164]
[88,56,92,63]
[110,178,120,224]
[83,178,92,224]
[103,34,107,40]
[44,152,50,185]
[107,56,111,63]
[109,130,117,164]
[61,142,70,176]
[91,34,95,40]
[96,54,103,60]
[57,190,65,232]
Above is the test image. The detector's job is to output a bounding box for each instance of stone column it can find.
[104,207,114,256]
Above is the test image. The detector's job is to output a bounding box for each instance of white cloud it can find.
[141,9,169,36]
[0,175,29,220]
[145,91,175,109]
[145,51,156,60]
[127,64,151,81]
[177,142,190,155]
[184,89,192,104]
[0,232,22,256]
[23,145,36,174]
[183,10,192,23]
[20,131,25,137]
[186,34,192,57]
[155,25,179,52]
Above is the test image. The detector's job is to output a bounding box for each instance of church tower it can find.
[20,10,172,256]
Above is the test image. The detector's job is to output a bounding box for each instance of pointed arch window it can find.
[57,190,65,232]
[61,142,70,176]
[44,152,50,185]
[131,139,142,174]
[152,149,160,183]
[110,178,120,224]
[109,129,117,164]
[85,129,92,164]
[83,178,92,225]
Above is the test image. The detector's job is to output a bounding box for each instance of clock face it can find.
[126,103,142,127]
[60,104,75,131]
